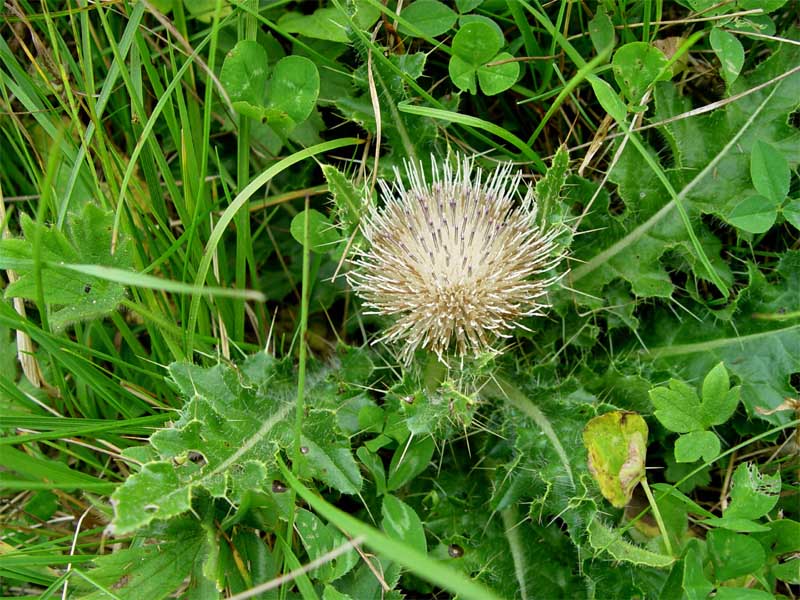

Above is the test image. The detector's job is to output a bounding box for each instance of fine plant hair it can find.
[347,155,568,364]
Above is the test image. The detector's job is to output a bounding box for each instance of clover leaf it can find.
[448,21,519,96]
[221,41,319,138]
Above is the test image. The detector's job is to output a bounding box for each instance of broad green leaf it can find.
[588,7,615,54]
[110,354,363,535]
[267,55,320,134]
[457,15,505,43]
[277,3,379,42]
[582,411,648,508]
[448,55,478,94]
[291,209,339,253]
[84,517,208,599]
[223,50,320,137]
[707,529,765,581]
[278,8,350,43]
[295,509,359,583]
[336,395,379,436]
[382,494,427,553]
[700,363,740,427]
[451,21,501,66]
[351,0,382,29]
[710,27,744,87]
[738,0,788,12]
[448,21,509,95]
[611,42,671,105]
[324,586,355,600]
[674,430,720,463]
[476,52,519,95]
[650,363,739,435]
[111,461,192,533]
[726,195,779,233]
[0,204,131,331]
[587,519,674,567]
[751,140,790,203]
[456,0,483,10]
[724,463,780,521]
[649,380,703,433]
[682,540,714,600]
[183,0,230,22]
[220,40,268,108]
[772,559,800,585]
[783,198,800,229]
[700,362,729,416]
[297,435,363,495]
[752,519,800,554]
[588,75,627,122]
[398,0,457,37]
[387,435,435,491]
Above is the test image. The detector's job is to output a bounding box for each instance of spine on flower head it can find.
[347,154,567,365]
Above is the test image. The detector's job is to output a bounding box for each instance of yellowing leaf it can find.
[583,411,648,508]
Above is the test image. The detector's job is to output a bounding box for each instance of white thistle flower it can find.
[347,155,565,364]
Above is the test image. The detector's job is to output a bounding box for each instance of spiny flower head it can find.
[348,155,565,364]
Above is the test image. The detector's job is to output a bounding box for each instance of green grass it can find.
[1,1,799,598]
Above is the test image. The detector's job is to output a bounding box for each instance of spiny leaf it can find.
[588,519,674,568]
[83,517,209,599]
[0,204,131,331]
[110,353,363,535]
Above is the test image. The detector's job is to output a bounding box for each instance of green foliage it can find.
[612,42,672,106]
[572,37,800,301]
[729,140,792,233]
[398,0,457,37]
[110,353,361,535]
[710,27,745,88]
[650,362,740,463]
[80,517,210,599]
[588,519,673,568]
[0,204,131,331]
[290,208,339,253]
[221,44,320,138]
[449,21,519,96]
[646,253,800,419]
[2,2,799,599]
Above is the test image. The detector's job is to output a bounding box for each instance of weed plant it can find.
[1,1,799,599]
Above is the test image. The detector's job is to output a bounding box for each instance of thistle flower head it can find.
[348,155,565,364]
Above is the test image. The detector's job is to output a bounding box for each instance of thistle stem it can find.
[640,477,674,557]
